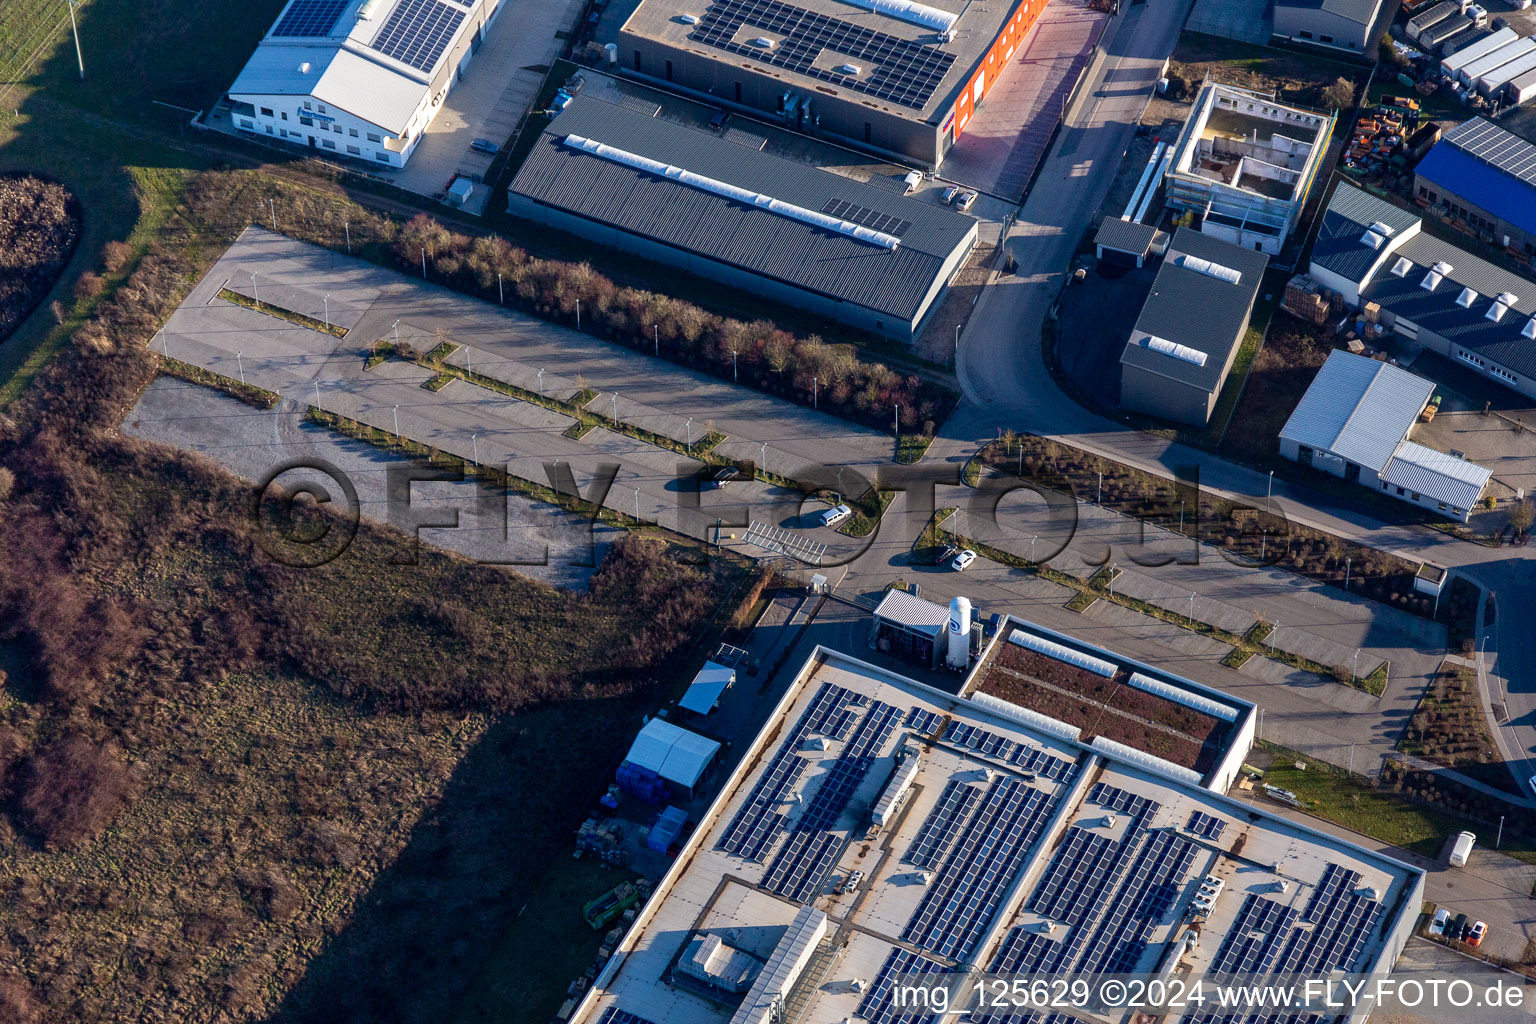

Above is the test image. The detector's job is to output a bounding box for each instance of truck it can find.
[1448,830,1476,867]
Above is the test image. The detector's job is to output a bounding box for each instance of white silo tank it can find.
[605,43,618,65]
[946,596,972,670]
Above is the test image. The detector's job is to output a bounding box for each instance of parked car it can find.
[708,109,731,131]
[470,138,499,155]
[820,504,852,528]
[1428,907,1450,938]
[1450,913,1468,942]
[940,184,960,204]
[956,190,978,212]
[951,549,977,572]
[701,465,742,490]
[1468,920,1487,947]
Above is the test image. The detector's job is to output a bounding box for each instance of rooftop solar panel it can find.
[370,0,465,73]
[690,0,956,111]
[272,0,352,37]
[1447,118,1536,188]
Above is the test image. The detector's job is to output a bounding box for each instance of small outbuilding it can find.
[620,719,721,798]
[1095,217,1161,269]
[679,661,736,716]
[871,589,950,669]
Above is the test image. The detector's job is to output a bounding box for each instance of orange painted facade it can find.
[947,0,1046,142]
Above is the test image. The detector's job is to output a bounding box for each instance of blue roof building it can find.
[1414,118,1536,261]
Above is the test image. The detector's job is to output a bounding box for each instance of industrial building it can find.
[1163,82,1335,255]
[226,0,502,168]
[568,637,1422,1024]
[1310,181,1536,402]
[1280,351,1490,520]
[1415,118,1536,261]
[614,0,1050,166]
[1119,228,1269,427]
[1271,0,1385,52]
[507,95,979,343]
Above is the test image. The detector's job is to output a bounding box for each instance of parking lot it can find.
[151,227,897,563]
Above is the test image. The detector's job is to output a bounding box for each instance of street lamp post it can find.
[1030,535,1038,563]
[159,329,168,357]
[250,272,259,305]
[813,376,818,409]
[1097,471,1102,504]
[1344,557,1351,590]
[731,349,737,382]
[1266,470,1274,513]
[1189,592,1196,622]
[344,220,351,254]
[236,352,245,385]
[392,319,400,344]
[634,487,641,521]
[576,298,580,329]
[654,324,659,356]
[323,293,330,328]
[954,323,960,361]
[392,404,400,438]
[421,247,427,278]
[1179,500,1185,534]
[66,0,84,79]
[760,441,768,475]
[685,417,694,451]
[269,198,276,232]
[312,380,321,407]
[611,392,618,422]
[471,433,479,465]
[537,368,544,399]
[497,272,503,304]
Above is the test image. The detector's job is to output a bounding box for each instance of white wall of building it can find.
[231,93,423,167]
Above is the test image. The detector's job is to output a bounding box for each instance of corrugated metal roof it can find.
[1360,232,1536,378]
[679,662,735,714]
[873,589,949,635]
[1417,119,1536,238]
[1094,217,1159,256]
[1276,0,1382,25]
[1310,182,1421,287]
[507,96,976,323]
[1118,228,1268,392]
[1441,27,1517,74]
[1380,441,1491,509]
[1279,351,1434,471]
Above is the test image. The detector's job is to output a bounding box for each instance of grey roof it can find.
[1380,441,1490,510]
[1119,228,1268,393]
[1095,217,1160,257]
[1279,351,1434,472]
[1276,0,1382,26]
[872,589,948,636]
[1360,232,1536,378]
[1310,182,1421,287]
[508,96,976,322]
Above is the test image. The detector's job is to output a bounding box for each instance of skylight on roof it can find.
[1421,270,1443,292]
[1178,254,1242,285]
[1488,293,1518,322]
[1391,256,1413,278]
[1361,230,1386,250]
[1457,287,1477,309]
[1524,317,1536,340]
[1141,335,1208,367]
[1432,261,1453,276]
[1368,220,1396,237]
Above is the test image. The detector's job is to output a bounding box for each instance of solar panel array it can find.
[761,830,843,901]
[943,721,1076,782]
[690,0,957,111]
[905,706,943,735]
[856,947,949,1024]
[1448,118,1536,188]
[903,779,981,868]
[596,1008,661,1024]
[902,776,1058,960]
[821,198,911,237]
[272,0,351,37]
[1078,830,1200,975]
[1206,895,1301,978]
[717,682,852,857]
[370,0,465,72]
[1089,782,1154,817]
[793,701,899,833]
[1278,864,1381,974]
[1186,810,1226,841]
[1028,827,1118,926]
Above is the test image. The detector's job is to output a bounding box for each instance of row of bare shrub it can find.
[0,175,81,344]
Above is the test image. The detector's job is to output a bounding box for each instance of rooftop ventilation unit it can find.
[1390,256,1413,278]
[561,134,902,250]
[1360,229,1387,250]
[1142,334,1209,367]
[679,13,701,24]
[1178,254,1242,285]
[1456,286,1477,308]
[838,0,959,33]
[748,36,775,48]
[835,63,862,75]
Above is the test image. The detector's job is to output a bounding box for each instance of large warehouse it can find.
[226,0,502,167]
[1311,181,1536,402]
[1119,228,1268,427]
[568,638,1421,1024]
[1271,0,1385,53]
[1162,82,1335,255]
[1280,351,1490,521]
[615,0,1050,166]
[507,96,979,342]
[1414,118,1536,261]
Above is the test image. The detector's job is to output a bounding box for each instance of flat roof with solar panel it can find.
[228,0,489,159]
[619,0,1040,164]
[566,636,1420,1024]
